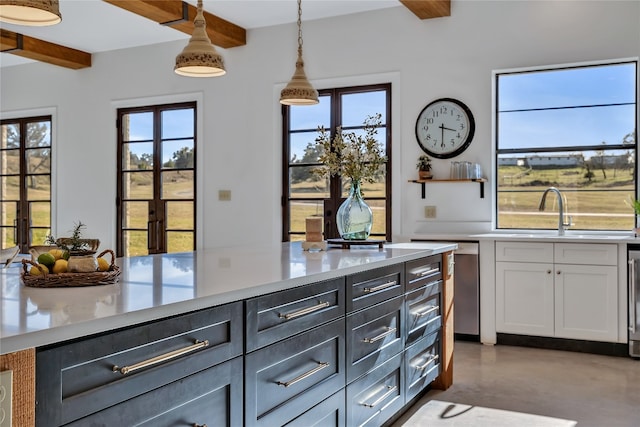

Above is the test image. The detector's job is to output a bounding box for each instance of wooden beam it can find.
[400,0,451,19]
[104,0,246,49]
[1,29,91,70]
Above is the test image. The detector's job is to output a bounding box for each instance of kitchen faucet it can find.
[538,187,572,235]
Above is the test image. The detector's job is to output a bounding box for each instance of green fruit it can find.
[37,252,56,268]
[62,250,70,261]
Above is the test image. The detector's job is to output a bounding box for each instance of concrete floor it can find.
[393,341,640,427]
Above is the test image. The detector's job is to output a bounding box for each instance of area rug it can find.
[406,400,577,427]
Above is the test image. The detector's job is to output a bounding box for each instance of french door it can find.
[116,102,196,257]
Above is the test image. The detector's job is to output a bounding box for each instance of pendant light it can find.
[0,0,61,26]
[175,0,226,77]
[280,0,318,105]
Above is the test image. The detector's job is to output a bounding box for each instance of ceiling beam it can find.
[1,29,91,70]
[400,0,451,19]
[103,0,246,49]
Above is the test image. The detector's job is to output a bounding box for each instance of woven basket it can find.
[21,249,120,288]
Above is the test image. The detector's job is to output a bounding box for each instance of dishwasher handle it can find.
[630,258,637,334]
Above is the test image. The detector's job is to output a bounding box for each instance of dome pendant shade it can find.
[174,0,225,77]
[0,0,61,26]
[280,55,318,105]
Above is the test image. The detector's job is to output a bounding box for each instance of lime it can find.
[37,252,56,268]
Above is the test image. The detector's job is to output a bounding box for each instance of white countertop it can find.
[0,241,456,354]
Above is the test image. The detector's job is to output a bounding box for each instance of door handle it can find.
[629,259,637,334]
[147,221,155,250]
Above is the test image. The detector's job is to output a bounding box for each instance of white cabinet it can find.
[495,242,618,342]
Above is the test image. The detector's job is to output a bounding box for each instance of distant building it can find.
[526,154,584,167]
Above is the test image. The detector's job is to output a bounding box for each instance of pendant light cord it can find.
[297,0,303,58]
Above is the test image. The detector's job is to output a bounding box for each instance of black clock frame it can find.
[415,97,476,159]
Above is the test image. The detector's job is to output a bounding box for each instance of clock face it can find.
[415,98,475,159]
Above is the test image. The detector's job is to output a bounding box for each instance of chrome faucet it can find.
[538,187,572,235]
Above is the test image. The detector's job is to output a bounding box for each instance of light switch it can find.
[0,370,12,427]
[218,190,231,201]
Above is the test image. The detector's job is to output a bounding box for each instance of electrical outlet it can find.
[424,206,437,218]
[218,190,231,201]
[0,370,13,427]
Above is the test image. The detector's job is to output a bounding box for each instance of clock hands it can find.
[438,123,456,148]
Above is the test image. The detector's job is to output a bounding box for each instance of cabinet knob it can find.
[556,270,561,275]
[547,270,552,274]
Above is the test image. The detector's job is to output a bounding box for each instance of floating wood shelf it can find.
[409,178,488,199]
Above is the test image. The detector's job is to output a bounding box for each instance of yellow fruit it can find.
[97,257,109,272]
[30,264,49,275]
[37,252,56,268]
[52,259,68,274]
[48,248,64,260]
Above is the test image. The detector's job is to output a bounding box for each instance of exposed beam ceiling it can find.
[103,0,246,49]
[400,0,451,19]
[0,29,91,69]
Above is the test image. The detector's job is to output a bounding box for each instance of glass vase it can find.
[336,180,373,240]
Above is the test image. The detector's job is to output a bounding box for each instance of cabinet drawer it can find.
[346,352,404,427]
[405,279,442,347]
[347,264,403,312]
[405,254,442,293]
[246,277,345,351]
[346,296,404,383]
[36,301,243,426]
[496,241,553,263]
[65,356,243,427]
[405,330,441,402]
[554,243,617,265]
[284,390,346,427]
[245,319,346,427]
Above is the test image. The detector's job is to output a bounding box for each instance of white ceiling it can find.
[0,0,400,68]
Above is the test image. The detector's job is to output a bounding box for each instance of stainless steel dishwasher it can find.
[453,242,480,340]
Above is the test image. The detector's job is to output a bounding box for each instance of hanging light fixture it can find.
[0,0,61,26]
[280,0,318,105]
[175,0,226,77]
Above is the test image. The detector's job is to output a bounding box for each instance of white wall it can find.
[1,1,639,250]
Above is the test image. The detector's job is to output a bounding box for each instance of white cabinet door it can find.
[554,264,618,341]
[496,262,554,336]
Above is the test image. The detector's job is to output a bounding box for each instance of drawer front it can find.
[246,277,345,352]
[284,390,346,427]
[65,356,243,427]
[36,301,243,426]
[347,264,404,312]
[554,243,617,266]
[405,279,442,347]
[245,319,346,427]
[346,296,404,383]
[496,241,553,263]
[346,352,404,427]
[405,330,441,402]
[405,254,442,293]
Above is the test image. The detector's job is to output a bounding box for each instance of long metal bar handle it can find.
[363,327,397,344]
[417,267,439,277]
[147,221,155,250]
[415,354,439,370]
[362,385,398,408]
[276,362,329,387]
[629,259,637,334]
[113,340,209,375]
[279,301,330,320]
[413,305,439,318]
[364,280,397,293]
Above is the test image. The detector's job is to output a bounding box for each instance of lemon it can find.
[48,248,65,260]
[30,264,49,275]
[97,257,110,272]
[52,259,68,274]
[37,252,56,269]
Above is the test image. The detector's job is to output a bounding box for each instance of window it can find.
[1,116,52,252]
[116,102,196,257]
[495,61,637,231]
[282,84,391,241]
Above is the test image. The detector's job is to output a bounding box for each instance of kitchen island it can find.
[1,241,456,426]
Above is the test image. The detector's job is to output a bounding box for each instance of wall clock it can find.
[415,98,475,159]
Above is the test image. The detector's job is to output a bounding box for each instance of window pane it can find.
[123,112,153,141]
[290,167,329,198]
[162,108,194,139]
[26,121,50,148]
[122,201,148,228]
[1,123,19,149]
[30,228,49,246]
[123,230,148,257]
[123,142,153,170]
[123,171,153,199]
[290,95,331,130]
[1,176,19,199]
[1,148,19,174]
[290,131,320,163]
[29,202,50,226]
[162,170,193,199]
[368,200,386,235]
[25,148,51,174]
[341,91,387,127]
[289,202,324,233]
[167,201,194,229]
[1,202,16,226]
[162,141,194,169]
[166,231,194,253]
[26,175,50,200]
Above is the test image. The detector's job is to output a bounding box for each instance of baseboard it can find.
[497,333,628,357]
[454,333,480,342]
